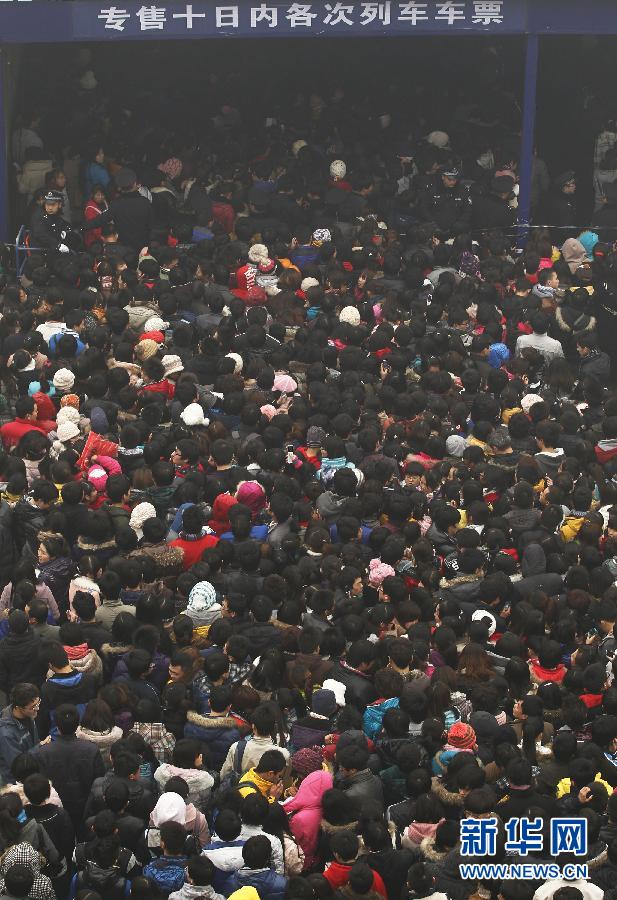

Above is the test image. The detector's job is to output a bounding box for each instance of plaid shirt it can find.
[130,721,176,763]
[0,843,55,900]
[229,657,253,684]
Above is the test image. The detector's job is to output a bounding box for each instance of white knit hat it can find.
[248,243,269,264]
[181,403,209,427]
[426,130,450,148]
[521,393,544,414]
[53,368,75,392]
[339,306,361,326]
[129,501,156,537]
[143,316,169,333]
[301,277,320,293]
[330,159,347,179]
[56,406,80,425]
[188,581,219,613]
[162,354,183,377]
[225,353,243,374]
[56,421,80,443]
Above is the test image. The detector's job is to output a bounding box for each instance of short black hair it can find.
[255,749,287,774]
[3,864,34,898]
[242,834,272,869]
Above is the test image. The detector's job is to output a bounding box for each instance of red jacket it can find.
[0,418,47,449]
[294,447,321,470]
[169,532,219,569]
[212,200,235,235]
[141,380,175,399]
[324,862,386,898]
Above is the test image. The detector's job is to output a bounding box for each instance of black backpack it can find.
[74,843,132,900]
[210,738,261,811]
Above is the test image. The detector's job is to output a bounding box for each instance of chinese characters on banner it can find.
[460,817,588,858]
[97,0,509,34]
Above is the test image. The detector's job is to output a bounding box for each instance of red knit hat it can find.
[447,722,476,750]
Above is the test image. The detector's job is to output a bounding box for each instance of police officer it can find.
[417,165,472,236]
[30,190,76,253]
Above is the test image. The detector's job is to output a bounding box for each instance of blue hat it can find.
[578,230,599,258]
[488,343,511,369]
[28,381,55,398]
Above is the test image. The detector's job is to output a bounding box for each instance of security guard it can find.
[417,165,472,236]
[29,190,78,253]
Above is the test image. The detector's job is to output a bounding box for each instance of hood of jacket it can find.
[421,835,450,863]
[39,555,75,579]
[76,724,123,746]
[316,491,345,520]
[228,889,260,900]
[284,769,333,812]
[505,508,541,531]
[406,819,445,844]
[172,886,224,900]
[157,763,214,789]
[521,543,547,577]
[186,711,237,731]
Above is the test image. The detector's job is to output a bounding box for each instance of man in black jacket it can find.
[32,703,105,832]
[328,640,378,712]
[14,480,57,559]
[471,175,517,230]
[38,641,96,737]
[85,749,155,821]
[83,167,152,250]
[0,611,45,703]
[0,683,41,783]
[577,333,611,385]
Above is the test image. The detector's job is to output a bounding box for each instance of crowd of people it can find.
[4,57,617,900]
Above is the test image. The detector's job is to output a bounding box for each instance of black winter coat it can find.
[85,190,153,250]
[33,735,106,830]
[328,662,378,712]
[0,629,45,698]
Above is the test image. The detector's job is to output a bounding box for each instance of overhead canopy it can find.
[0,0,611,44]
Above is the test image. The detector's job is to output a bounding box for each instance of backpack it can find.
[209,739,261,817]
[72,843,132,900]
[290,722,327,752]
[146,823,202,858]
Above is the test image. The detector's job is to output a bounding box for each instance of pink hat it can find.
[273,373,297,393]
[87,464,109,493]
[260,404,277,420]
[236,481,267,518]
[158,157,183,180]
[368,558,396,588]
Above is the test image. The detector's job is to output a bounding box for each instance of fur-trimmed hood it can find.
[421,835,451,863]
[555,306,596,336]
[431,776,463,807]
[186,711,238,730]
[439,573,481,589]
[320,818,358,834]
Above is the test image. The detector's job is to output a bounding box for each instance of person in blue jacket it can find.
[183,684,240,771]
[228,835,287,900]
[0,682,41,783]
